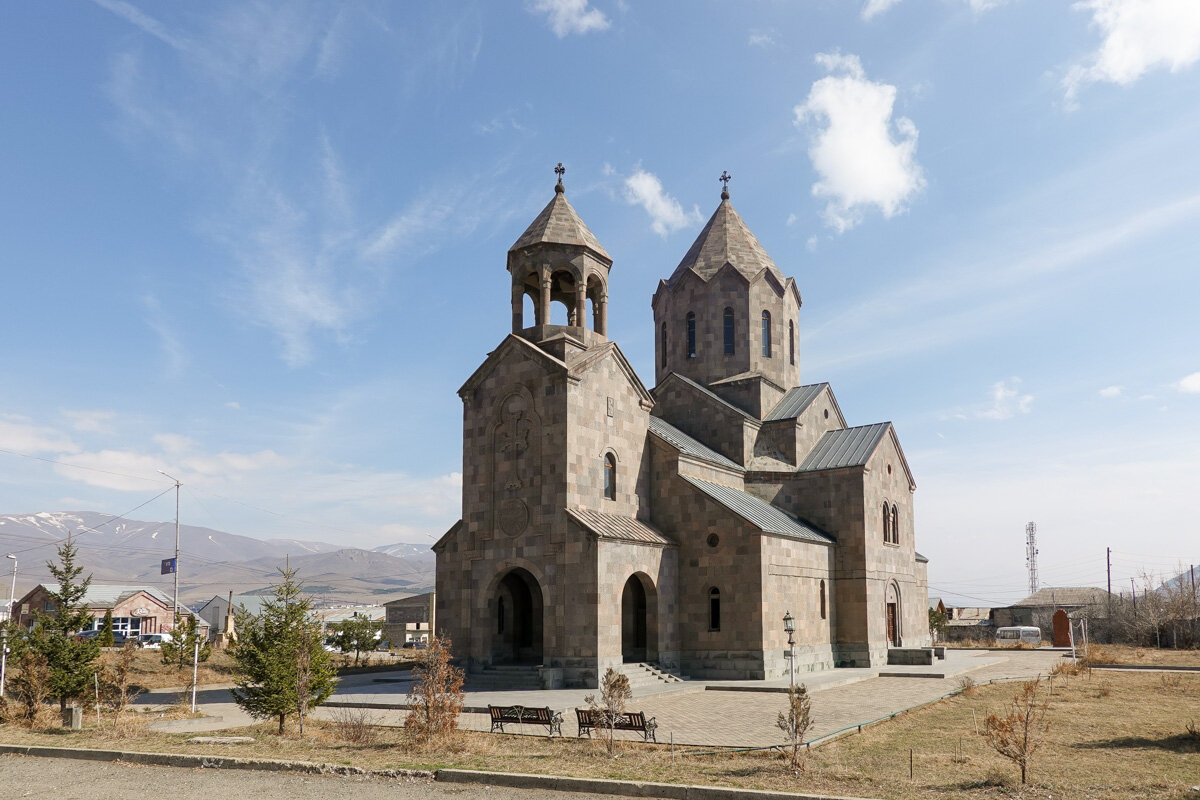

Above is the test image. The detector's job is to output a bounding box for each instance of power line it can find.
[0,447,164,484]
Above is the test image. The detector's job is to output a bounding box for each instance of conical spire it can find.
[508,164,610,261]
[669,185,780,284]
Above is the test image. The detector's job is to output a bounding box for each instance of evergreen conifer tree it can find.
[230,566,337,734]
[98,609,115,647]
[34,536,101,711]
[161,613,211,669]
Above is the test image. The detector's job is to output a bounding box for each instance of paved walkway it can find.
[140,649,1067,745]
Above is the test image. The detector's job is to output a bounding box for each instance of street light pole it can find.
[783,610,796,690]
[159,471,182,625]
[1,553,17,699]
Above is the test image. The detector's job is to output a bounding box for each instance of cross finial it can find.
[719,170,732,200]
[554,162,565,194]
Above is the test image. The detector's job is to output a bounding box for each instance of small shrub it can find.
[330,706,379,745]
[585,667,633,758]
[776,683,814,773]
[1185,721,1200,742]
[10,651,52,724]
[404,634,464,747]
[1097,682,1112,698]
[98,643,144,726]
[956,676,977,696]
[1084,645,1117,666]
[981,677,1050,784]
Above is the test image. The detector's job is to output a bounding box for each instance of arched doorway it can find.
[885,581,901,647]
[492,568,544,664]
[621,573,658,663]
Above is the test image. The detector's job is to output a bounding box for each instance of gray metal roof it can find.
[41,582,185,612]
[680,477,834,545]
[1010,587,1111,608]
[568,508,675,546]
[765,383,828,421]
[798,423,891,472]
[915,551,929,563]
[648,416,743,472]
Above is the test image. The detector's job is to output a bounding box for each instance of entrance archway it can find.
[885,581,901,647]
[621,573,658,663]
[492,568,544,664]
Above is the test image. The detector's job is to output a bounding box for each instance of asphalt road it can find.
[0,755,622,800]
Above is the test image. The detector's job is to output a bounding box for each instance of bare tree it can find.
[404,635,464,746]
[776,683,814,772]
[98,643,144,726]
[981,677,1050,784]
[585,667,632,758]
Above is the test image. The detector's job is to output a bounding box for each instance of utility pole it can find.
[159,471,182,624]
[1,553,16,699]
[1131,577,1137,612]
[1106,547,1112,617]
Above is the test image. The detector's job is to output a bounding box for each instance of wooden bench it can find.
[488,704,563,737]
[575,708,658,742]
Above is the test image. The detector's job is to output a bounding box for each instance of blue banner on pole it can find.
[161,557,176,575]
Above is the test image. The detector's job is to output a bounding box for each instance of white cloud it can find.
[795,53,925,233]
[861,0,902,21]
[526,0,610,38]
[0,415,80,455]
[622,169,703,237]
[1176,371,1200,393]
[1065,0,1200,103]
[748,31,775,48]
[977,378,1034,420]
[1099,385,1124,398]
[62,410,117,434]
[142,294,186,378]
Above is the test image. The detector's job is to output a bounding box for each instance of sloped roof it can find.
[654,372,756,422]
[669,197,782,284]
[681,476,834,545]
[567,508,675,546]
[647,416,743,472]
[509,190,610,261]
[765,383,829,421]
[1010,587,1111,608]
[915,551,929,563]
[39,583,195,615]
[798,423,892,472]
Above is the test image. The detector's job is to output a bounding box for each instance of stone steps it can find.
[615,662,686,691]
[466,665,542,691]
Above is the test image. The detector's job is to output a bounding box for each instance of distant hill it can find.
[0,511,434,606]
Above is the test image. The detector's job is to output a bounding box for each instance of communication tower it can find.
[1025,521,1039,597]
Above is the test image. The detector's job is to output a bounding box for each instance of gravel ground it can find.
[0,755,623,800]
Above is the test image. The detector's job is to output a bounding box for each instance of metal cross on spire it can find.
[719,170,732,199]
[554,162,565,193]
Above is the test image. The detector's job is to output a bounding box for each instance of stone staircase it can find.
[466,664,542,691]
[615,662,686,693]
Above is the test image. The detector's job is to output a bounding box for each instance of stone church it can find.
[434,170,929,688]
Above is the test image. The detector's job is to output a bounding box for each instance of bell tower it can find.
[507,164,612,354]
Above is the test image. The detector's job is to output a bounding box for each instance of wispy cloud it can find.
[977,378,1033,420]
[91,0,193,53]
[622,169,703,237]
[1065,0,1200,105]
[526,0,610,38]
[0,415,80,455]
[861,0,902,21]
[62,410,117,435]
[1099,385,1124,398]
[747,31,776,48]
[795,52,925,232]
[1176,371,1200,393]
[142,294,186,377]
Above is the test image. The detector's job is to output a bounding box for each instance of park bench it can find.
[487,704,564,737]
[574,708,658,742]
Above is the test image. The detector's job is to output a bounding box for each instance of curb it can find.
[0,743,881,800]
[1089,664,1200,672]
[0,743,431,779]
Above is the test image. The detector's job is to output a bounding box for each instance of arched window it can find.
[788,320,795,365]
[660,321,667,367]
[891,504,900,544]
[604,453,617,500]
[761,310,771,357]
[819,579,827,620]
[686,312,697,358]
[723,307,735,355]
[708,587,721,631]
[882,501,891,543]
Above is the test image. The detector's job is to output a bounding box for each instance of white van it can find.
[995,626,1042,646]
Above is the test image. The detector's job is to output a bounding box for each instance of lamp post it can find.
[158,470,182,626]
[783,610,796,689]
[1,553,17,699]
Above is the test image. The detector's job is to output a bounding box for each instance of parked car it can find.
[73,629,103,642]
[402,640,428,650]
[137,632,173,649]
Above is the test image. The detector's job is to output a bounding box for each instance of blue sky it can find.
[1,0,1198,605]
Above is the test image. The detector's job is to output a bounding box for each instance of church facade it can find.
[434,172,929,689]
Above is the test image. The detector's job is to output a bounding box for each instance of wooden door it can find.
[886,603,898,646]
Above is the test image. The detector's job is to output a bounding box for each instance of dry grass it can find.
[2,671,1199,799]
[1083,644,1200,668]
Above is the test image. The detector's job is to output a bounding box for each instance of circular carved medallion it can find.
[498,498,529,537]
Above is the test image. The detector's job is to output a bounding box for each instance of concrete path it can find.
[140,649,1067,745]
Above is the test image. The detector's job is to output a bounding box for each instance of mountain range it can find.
[0,511,435,606]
